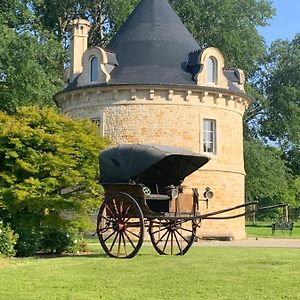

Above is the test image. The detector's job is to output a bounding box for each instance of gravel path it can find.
[195,238,300,248]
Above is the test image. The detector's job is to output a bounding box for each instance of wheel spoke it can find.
[174,231,183,253]
[170,231,174,255]
[100,215,113,223]
[151,226,168,235]
[124,231,136,249]
[103,230,117,242]
[154,228,170,245]
[109,231,119,252]
[177,227,194,233]
[122,204,132,221]
[117,232,122,257]
[121,232,128,257]
[126,229,141,239]
[174,228,190,244]
[112,198,120,219]
[162,231,171,252]
[104,204,117,221]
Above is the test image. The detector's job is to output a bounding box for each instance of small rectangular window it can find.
[203,119,216,154]
[91,116,104,136]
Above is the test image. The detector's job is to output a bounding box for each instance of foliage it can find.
[244,138,297,206]
[0,221,18,257]
[1,247,300,300]
[260,34,300,149]
[0,106,108,256]
[169,0,275,75]
[0,23,65,113]
[31,0,139,46]
[40,228,85,254]
[14,227,41,257]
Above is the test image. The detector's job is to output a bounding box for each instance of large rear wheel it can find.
[97,193,144,258]
[149,218,197,255]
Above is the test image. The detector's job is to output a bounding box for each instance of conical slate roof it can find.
[107,0,200,86]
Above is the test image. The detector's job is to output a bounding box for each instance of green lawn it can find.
[246,222,300,239]
[1,246,300,300]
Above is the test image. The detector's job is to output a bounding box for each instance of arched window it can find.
[90,56,98,82]
[207,56,217,84]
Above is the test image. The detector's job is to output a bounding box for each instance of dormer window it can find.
[90,56,99,82]
[207,56,217,84]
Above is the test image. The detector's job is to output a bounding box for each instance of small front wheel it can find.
[149,218,197,255]
[97,192,144,258]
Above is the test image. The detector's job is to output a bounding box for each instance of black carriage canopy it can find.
[99,144,210,186]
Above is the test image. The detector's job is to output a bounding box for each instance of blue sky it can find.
[258,0,300,46]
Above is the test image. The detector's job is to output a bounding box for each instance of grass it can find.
[246,222,300,239]
[1,246,300,300]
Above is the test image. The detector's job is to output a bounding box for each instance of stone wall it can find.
[56,85,251,239]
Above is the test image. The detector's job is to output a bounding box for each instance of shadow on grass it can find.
[34,250,157,259]
[35,252,107,259]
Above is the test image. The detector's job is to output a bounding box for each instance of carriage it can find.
[96,144,255,258]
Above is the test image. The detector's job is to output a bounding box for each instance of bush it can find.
[14,227,41,257]
[0,106,108,256]
[0,221,18,257]
[40,228,79,254]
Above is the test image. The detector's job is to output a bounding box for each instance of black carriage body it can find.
[99,144,210,217]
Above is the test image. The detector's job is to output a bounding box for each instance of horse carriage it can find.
[96,144,255,258]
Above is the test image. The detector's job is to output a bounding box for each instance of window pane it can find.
[203,119,216,154]
[90,56,98,82]
[207,56,217,84]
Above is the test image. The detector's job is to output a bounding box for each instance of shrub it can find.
[14,227,41,257]
[40,228,78,254]
[0,221,18,257]
[0,106,109,256]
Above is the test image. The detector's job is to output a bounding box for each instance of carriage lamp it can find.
[203,187,214,208]
[165,186,179,199]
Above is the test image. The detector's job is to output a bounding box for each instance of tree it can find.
[0,24,65,113]
[244,138,297,207]
[0,106,108,255]
[260,34,300,150]
[31,0,139,47]
[168,0,275,76]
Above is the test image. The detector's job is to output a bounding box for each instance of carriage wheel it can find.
[149,218,197,255]
[97,192,144,258]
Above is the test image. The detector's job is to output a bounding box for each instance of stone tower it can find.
[55,0,252,240]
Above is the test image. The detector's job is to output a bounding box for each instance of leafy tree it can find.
[243,33,300,212]
[0,24,65,113]
[0,106,108,255]
[260,34,300,150]
[169,0,275,76]
[31,0,139,46]
[244,138,297,207]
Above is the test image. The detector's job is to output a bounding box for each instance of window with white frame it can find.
[207,56,217,84]
[90,56,98,82]
[203,119,216,154]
